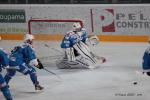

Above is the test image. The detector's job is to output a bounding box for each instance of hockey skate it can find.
[35,84,44,90]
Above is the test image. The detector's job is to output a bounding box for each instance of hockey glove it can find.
[86,35,99,46]
[37,59,44,69]
[146,72,150,76]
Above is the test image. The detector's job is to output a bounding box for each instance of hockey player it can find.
[0,48,13,100]
[142,40,150,76]
[4,34,44,90]
[56,22,105,69]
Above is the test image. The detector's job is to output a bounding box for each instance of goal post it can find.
[28,19,83,41]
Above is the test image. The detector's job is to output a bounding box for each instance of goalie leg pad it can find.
[56,56,88,69]
[56,55,96,69]
[73,41,97,64]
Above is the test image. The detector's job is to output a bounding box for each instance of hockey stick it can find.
[6,66,62,80]
[44,44,64,54]
[37,58,61,80]
[39,55,63,60]
[5,66,20,70]
[43,67,61,80]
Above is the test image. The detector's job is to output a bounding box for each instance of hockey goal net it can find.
[28,19,83,35]
[28,19,83,64]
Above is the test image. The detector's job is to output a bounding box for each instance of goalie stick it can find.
[44,44,64,54]
[38,55,63,60]
[45,43,106,63]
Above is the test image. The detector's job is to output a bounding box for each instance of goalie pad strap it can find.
[66,48,75,61]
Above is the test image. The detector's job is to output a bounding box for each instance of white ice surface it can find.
[0,40,150,100]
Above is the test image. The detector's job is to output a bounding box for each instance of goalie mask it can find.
[73,22,82,32]
[24,34,34,45]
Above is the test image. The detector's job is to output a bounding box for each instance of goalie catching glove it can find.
[86,35,99,46]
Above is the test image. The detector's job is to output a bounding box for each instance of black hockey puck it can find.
[133,82,137,85]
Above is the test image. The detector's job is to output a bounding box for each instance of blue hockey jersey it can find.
[0,49,9,72]
[9,43,37,66]
[61,28,88,48]
[143,45,150,71]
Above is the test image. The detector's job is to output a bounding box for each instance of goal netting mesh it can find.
[28,19,83,35]
[28,19,83,66]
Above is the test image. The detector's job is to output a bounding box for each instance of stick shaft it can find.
[43,67,61,79]
[44,44,63,54]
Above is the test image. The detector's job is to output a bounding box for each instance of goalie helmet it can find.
[24,34,34,44]
[73,22,82,31]
[24,34,34,41]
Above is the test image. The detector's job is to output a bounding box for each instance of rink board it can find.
[0,34,148,42]
[0,34,149,42]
